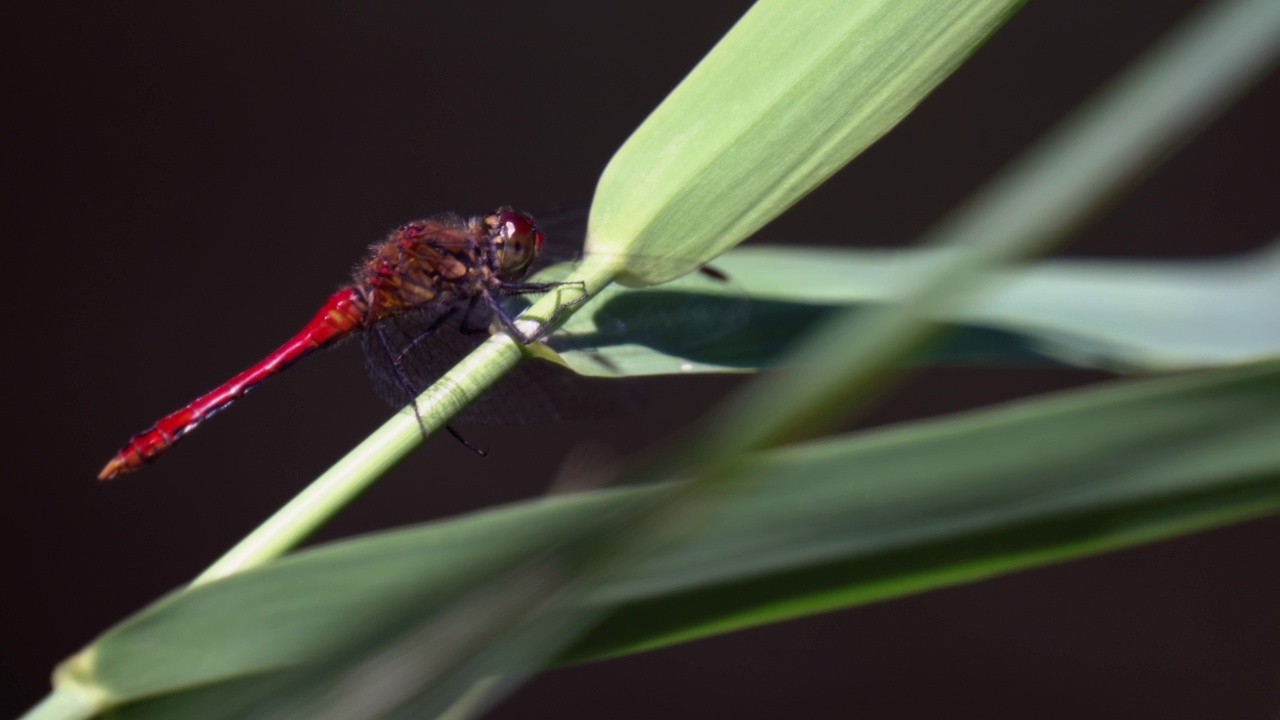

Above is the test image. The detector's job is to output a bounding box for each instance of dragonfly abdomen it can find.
[97,287,367,479]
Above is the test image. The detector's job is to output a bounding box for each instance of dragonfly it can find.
[98,207,586,480]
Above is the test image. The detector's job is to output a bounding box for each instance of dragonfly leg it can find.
[372,321,487,457]
[499,279,587,297]
[485,281,589,345]
[485,295,534,344]
[444,425,488,457]
[371,325,426,419]
[393,305,459,365]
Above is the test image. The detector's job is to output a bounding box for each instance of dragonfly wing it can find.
[363,301,640,427]
[363,302,481,410]
[458,355,643,425]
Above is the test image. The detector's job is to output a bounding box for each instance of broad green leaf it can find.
[548,242,1280,376]
[586,0,1024,285]
[56,361,1280,716]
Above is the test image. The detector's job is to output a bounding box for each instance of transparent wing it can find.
[362,298,638,426]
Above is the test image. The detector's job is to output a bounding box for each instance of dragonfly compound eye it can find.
[496,210,541,275]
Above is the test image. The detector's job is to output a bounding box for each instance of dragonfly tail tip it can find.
[97,455,130,481]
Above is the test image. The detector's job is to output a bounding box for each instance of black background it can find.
[4,1,1278,718]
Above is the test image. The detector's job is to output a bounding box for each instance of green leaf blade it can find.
[588,0,1025,284]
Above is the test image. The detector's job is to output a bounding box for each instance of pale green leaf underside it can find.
[547,242,1280,376]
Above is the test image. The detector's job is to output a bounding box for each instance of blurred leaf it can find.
[548,242,1280,375]
[694,0,1280,456]
[61,361,1280,716]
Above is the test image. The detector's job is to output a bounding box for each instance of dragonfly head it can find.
[491,208,544,277]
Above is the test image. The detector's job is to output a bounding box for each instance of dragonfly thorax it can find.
[354,208,543,323]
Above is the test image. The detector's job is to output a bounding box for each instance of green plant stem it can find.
[192,260,621,586]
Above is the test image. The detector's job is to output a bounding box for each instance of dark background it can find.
[4,1,1278,718]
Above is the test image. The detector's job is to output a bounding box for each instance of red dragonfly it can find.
[99,207,583,480]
